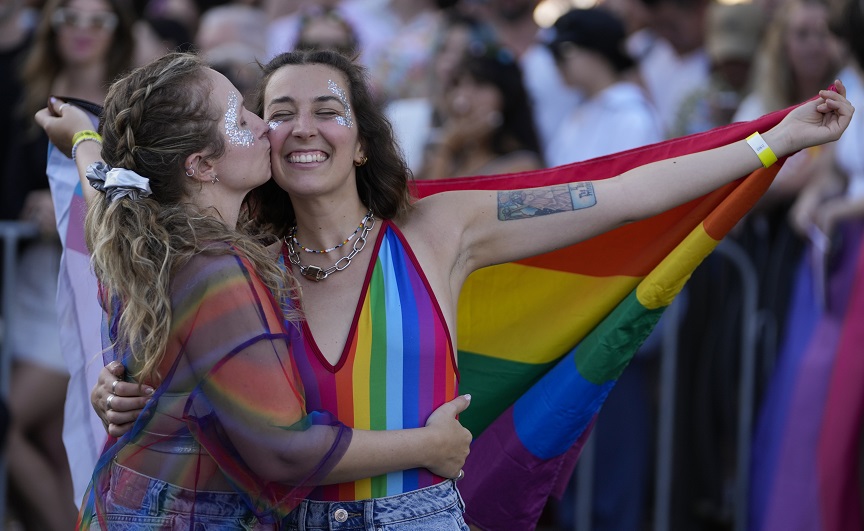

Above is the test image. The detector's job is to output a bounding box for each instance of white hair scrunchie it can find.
[86,161,152,203]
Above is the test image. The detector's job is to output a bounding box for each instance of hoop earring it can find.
[354,156,368,167]
[185,167,195,177]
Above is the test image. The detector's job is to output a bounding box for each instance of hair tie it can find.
[86,161,153,203]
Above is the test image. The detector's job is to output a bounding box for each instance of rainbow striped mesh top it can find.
[285,220,459,501]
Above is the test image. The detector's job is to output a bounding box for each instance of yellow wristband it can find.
[71,130,102,162]
[746,132,778,168]
[72,130,101,146]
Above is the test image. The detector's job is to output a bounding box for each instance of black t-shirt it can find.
[0,31,40,221]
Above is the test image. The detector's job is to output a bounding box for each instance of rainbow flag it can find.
[412,106,794,530]
[818,229,864,530]
[750,221,864,531]
[50,104,796,527]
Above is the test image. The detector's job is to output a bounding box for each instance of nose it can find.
[291,111,316,138]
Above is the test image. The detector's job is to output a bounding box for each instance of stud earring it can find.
[354,156,368,167]
[211,175,219,184]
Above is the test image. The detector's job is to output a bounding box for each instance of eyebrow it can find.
[267,95,344,109]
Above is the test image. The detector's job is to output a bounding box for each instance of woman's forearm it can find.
[73,142,102,206]
[319,427,436,484]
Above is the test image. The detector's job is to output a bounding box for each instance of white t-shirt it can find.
[635,31,710,138]
[545,81,664,167]
[265,1,397,66]
[519,42,582,149]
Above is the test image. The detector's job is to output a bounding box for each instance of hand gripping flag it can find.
[412,105,796,530]
[50,102,796,526]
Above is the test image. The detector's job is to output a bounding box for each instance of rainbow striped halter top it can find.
[288,220,459,501]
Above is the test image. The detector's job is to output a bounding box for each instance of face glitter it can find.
[327,79,354,128]
[268,120,284,131]
[225,91,255,147]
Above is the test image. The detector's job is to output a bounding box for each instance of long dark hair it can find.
[456,50,541,157]
[19,0,135,127]
[249,49,413,236]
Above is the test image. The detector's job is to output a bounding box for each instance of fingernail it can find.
[49,96,57,105]
[145,387,154,395]
[463,394,471,401]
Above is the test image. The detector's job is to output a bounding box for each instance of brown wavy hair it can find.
[750,0,842,112]
[19,0,135,134]
[87,52,296,384]
[248,49,414,237]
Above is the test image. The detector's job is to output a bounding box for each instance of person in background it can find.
[0,0,35,502]
[417,43,542,180]
[544,7,662,167]
[729,0,842,333]
[634,0,711,137]
[748,0,864,527]
[386,11,498,174]
[365,0,444,104]
[672,2,765,137]
[0,0,34,173]
[0,0,134,528]
[293,6,360,57]
[670,1,842,527]
[469,0,581,149]
[266,0,395,66]
[133,14,194,66]
[195,3,268,100]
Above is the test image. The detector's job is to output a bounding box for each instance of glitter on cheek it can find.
[224,91,255,147]
[268,120,284,131]
[327,79,354,128]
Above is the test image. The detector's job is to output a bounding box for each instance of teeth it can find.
[289,152,327,163]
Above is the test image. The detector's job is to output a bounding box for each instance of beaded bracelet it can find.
[71,130,102,162]
[745,132,778,169]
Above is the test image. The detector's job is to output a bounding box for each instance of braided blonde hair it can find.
[86,53,296,384]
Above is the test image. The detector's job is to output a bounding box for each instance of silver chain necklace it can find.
[286,213,376,282]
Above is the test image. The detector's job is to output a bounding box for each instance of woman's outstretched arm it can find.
[410,82,854,279]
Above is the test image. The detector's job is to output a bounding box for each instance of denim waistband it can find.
[108,462,251,519]
[283,479,465,530]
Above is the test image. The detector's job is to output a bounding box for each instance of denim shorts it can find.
[87,463,275,530]
[282,480,469,531]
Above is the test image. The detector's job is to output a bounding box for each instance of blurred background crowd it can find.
[1,0,863,529]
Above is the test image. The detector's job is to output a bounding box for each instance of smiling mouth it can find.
[288,152,328,163]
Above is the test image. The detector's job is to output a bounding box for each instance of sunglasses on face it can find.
[51,7,118,32]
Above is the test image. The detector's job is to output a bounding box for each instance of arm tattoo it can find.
[497,182,596,221]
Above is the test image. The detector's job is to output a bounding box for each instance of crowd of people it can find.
[0,0,861,530]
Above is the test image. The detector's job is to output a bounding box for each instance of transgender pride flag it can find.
[45,109,107,506]
[51,103,797,528]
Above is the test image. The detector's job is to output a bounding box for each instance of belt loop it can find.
[365,497,376,528]
[453,479,467,512]
[296,500,308,531]
[144,477,164,516]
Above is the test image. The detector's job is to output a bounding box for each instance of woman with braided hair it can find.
[35,51,471,529]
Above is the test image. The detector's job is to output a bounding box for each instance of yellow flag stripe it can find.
[457,263,640,363]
